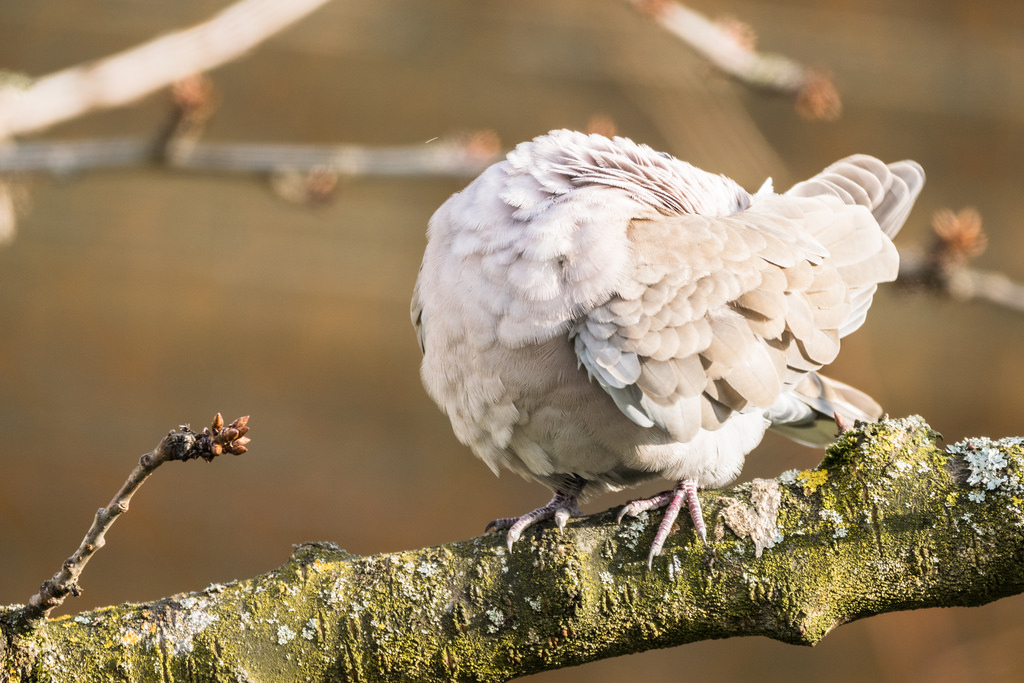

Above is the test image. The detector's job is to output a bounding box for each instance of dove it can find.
[411,129,923,567]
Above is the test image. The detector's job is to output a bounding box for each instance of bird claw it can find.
[554,507,572,532]
[616,491,674,524]
[485,487,583,550]
[506,522,526,551]
[618,480,707,568]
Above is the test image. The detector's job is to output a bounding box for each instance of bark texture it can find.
[3,416,1023,682]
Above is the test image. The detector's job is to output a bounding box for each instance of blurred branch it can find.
[0,72,501,203]
[0,134,501,179]
[8,414,250,633]
[0,181,18,245]
[946,269,1024,314]
[0,71,501,186]
[0,132,501,208]
[627,0,841,120]
[0,0,332,140]
[897,207,1024,314]
[4,418,1024,680]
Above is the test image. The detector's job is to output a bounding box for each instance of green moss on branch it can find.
[4,417,1024,682]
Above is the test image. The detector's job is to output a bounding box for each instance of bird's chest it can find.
[427,332,649,475]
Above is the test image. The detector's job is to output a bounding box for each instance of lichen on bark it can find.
[3,416,1024,682]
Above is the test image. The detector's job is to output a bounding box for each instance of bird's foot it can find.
[617,479,706,567]
[486,480,585,551]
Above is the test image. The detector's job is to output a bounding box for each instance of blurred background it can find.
[1,0,1023,680]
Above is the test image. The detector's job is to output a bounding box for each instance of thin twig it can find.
[627,0,841,120]
[11,414,250,632]
[0,0,331,139]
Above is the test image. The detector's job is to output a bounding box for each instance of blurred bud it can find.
[715,15,757,52]
[465,130,501,161]
[270,166,339,205]
[585,114,617,138]
[796,71,842,122]
[932,207,986,266]
[635,0,669,18]
[171,74,218,120]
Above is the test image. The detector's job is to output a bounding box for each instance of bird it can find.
[411,129,924,567]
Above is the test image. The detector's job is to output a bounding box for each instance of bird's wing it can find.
[571,192,893,444]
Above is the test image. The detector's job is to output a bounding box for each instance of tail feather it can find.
[786,154,925,239]
[785,154,925,343]
[874,160,927,238]
[767,372,882,447]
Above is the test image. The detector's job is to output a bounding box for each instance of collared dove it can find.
[412,129,924,566]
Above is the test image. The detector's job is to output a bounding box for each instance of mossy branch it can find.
[3,417,1024,682]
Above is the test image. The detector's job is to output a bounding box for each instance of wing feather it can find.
[570,154,922,443]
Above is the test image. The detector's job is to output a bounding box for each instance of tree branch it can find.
[626,0,841,120]
[0,135,502,179]
[0,0,332,139]
[4,417,1023,681]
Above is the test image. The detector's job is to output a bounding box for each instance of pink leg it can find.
[486,477,585,551]
[618,479,707,568]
